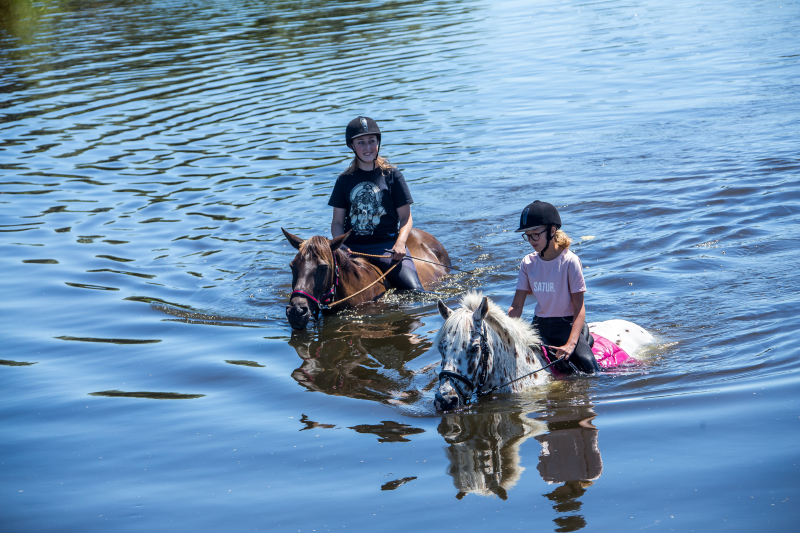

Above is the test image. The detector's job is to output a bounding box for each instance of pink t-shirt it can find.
[515,249,586,317]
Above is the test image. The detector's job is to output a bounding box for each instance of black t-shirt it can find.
[327,167,414,245]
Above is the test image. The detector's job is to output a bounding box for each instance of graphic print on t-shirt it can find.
[532,282,555,292]
[349,182,386,235]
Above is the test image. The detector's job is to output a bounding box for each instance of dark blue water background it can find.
[1,0,799,531]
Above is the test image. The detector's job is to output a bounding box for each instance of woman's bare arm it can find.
[390,204,413,261]
[331,207,346,238]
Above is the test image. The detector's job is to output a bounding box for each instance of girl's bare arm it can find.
[507,290,529,318]
[555,291,585,360]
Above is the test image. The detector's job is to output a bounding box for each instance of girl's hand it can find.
[554,343,575,360]
[390,242,406,262]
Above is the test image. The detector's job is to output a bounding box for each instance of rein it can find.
[381,249,474,274]
[325,261,398,307]
[475,346,564,398]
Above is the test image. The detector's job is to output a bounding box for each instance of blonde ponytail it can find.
[554,229,572,249]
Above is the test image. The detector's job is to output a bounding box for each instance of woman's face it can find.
[523,225,553,253]
[352,135,379,163]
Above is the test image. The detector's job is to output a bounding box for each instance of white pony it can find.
[434,292,653,411]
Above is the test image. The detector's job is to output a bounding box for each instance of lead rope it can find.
[475,346,565,398]
[324,252,398,308]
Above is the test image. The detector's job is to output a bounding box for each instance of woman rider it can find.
[328,116,425,291]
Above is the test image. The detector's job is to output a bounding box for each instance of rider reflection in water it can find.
[507,201,601,374]
[328,116,425,291]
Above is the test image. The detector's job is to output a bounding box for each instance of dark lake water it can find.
[2,0,799,531]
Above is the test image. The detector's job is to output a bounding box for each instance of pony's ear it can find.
[473,296,490,322]
[282,228,304,250]
[328,230,352,251]
[437,300,453,320]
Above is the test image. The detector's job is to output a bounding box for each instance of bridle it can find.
[438,325,492,403]
[290,254,340,313]
[437,325,566,406]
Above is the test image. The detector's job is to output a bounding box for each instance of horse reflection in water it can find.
[288,312,436,406]
[439,395,602,532]
[438,411,547,500]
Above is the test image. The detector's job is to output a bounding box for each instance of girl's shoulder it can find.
[560,249,583,270]
[561,248,580,260]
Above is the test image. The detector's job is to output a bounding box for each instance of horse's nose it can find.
[286,303,310,330]
[434,382,463,411]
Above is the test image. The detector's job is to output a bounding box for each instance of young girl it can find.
[327,116,424,291]
[507,201,600,374]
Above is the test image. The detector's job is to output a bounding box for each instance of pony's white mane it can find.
[434,291,542,357]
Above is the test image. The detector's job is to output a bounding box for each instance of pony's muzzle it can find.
[434,379,466,411]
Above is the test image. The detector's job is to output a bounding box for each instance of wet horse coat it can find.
[283,227,451,330]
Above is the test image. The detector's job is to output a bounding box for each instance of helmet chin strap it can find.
[540,225,554,256]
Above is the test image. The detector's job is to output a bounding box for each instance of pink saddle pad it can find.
[591,333,636,368]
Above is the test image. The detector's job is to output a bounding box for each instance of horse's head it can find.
[282,228,350,330]
[434,295,492,411]
[433,292,545,411]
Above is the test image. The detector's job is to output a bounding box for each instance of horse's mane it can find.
[434,291,542,357]
[297,235,376,277]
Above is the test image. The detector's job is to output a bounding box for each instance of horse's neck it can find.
[333,249,384,300]
[487,334,544,390]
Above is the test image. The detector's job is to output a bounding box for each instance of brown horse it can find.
[282,227,451,330]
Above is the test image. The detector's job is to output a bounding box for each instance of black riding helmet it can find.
[345,116,381,148]
[516,200,562,255]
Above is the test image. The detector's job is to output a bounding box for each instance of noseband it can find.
[438,325,492,403]
[290,255,339,312]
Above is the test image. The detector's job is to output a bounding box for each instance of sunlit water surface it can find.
[1,0,799,531]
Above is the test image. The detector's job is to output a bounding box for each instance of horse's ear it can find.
[472,296,489,322]
[437,300,453,320]
[282,228,304,250]
[328,230,351,251]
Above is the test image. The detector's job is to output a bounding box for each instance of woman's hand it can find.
[389,242,406,262]
[392,205,413,262]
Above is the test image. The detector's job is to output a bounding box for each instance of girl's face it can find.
[523,225,554,253]
[353,135,379,162]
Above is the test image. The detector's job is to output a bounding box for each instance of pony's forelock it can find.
[434,291,541,356]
